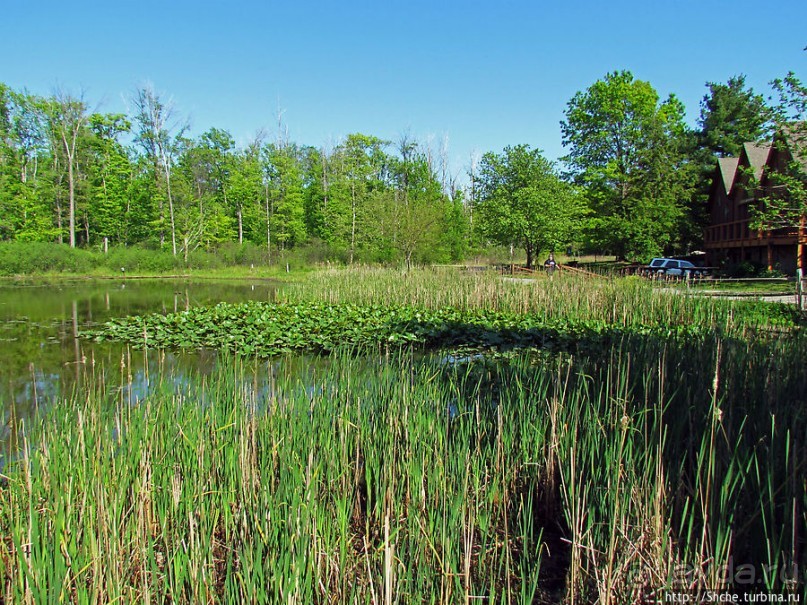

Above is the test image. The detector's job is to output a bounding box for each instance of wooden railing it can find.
[498,263,606,279]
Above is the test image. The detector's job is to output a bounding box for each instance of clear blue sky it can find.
[2,0,805,180]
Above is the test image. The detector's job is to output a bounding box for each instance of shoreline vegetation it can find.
[0,241,312,280]
[1,268,805,603]
[0,240,802,298]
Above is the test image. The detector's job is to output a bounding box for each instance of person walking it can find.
[544,253,557,276]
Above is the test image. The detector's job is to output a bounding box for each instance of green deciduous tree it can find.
[301,146,330,243]
[86,113,132,245]
[561,70,693,260]
[132,85,187,255]
[42,90,90,248]
[327,134,389,262]
[382,139,450,267]
[264,144,306,250]
[175,127,237,254]
[475,144,585,269]
[1,89,58,242]
[753,72,807,268]
[229,140,265,247]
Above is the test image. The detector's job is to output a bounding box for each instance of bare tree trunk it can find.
[154,158,164,248]
[53,154,64,244]
[350,183,356,265]
[162,153,177,256]
[52,90,88,248]
[265,183,272,262]
[321,149,329,232]
[67,159,76,247]
[439,134,449,194]
[133,85,186,255]
[56,199,63,244]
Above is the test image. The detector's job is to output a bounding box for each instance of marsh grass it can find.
[1,267,804,603]
[279,267,802,330]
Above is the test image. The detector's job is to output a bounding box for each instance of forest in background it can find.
[0,70,802,269]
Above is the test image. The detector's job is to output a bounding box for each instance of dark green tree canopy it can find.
[753,73,807,234]
[475,144,585,268]
[561,70,693,260]
[697,74,772,158]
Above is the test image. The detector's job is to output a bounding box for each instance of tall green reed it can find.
[1,267,804,603]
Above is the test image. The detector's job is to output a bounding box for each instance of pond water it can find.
[0,278,297,458]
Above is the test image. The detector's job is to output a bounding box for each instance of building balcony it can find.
[704,220,799,249]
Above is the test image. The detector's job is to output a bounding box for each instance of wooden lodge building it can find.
[704,128,806,274]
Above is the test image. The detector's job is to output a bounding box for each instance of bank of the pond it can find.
[0,268,303,283]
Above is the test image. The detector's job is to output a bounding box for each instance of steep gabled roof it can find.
[742,142,772,180]
[717,157,739,194]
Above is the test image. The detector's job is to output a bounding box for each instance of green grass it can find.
[682,278,798,295]
[279,267,803,328]
[0,241,314,280]
[1,267,805,602]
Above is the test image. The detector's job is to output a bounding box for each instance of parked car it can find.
[644,258,707,278]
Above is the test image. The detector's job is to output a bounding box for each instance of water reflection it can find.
[109,348,332,411]
[0,278,281,460]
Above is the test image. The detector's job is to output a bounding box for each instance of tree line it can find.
[0,71,802,267]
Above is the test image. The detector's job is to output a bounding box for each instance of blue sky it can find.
[1,0,805,179]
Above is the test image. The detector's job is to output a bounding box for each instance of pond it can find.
[1,276,804,600]
[0,278,294,459]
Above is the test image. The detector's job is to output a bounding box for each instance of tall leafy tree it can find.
[698,75,772,158]
[329,134,389,262]
[263,144,306,251]
[689,76,773,251]
[172,138,207,256]
[0,84,27,239]
[7,90,58,242]
[383,139,450,267]
[200,128,236,245]
[753,72,807,269]
[42,90,90,248]
[301,145,329,241]
[441,191,470,262]
[176,127,236,251]
[229,140,265,246]
[132,85,186,254]
[126,156,160,244]
[561,70,692,260]
[86,113,132,245]
[475,144,585,268]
